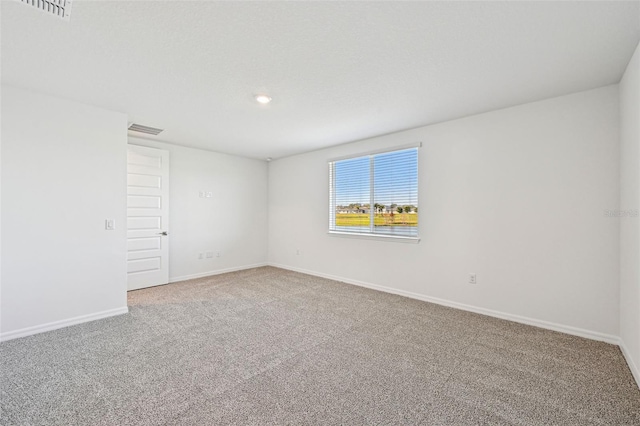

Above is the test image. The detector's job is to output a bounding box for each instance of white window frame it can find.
[328,142,421,243]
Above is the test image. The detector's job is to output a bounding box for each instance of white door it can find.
[127,145,169,291]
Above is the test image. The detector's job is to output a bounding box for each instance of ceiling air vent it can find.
[18,0,73,21]
[128,123,164,136]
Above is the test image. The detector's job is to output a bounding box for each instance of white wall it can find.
[619,41,640,382]
[1,86,129,339]
[128,138,268,281]
[1,85,3,335]
[269,85,620,340]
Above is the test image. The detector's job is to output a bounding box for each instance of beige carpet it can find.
[1,266,639,425]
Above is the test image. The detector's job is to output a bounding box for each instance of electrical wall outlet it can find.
[469,273,477,284]
[206,252,213,258]
[198,253,204,260]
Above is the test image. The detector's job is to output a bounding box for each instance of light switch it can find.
[105,219,116,230]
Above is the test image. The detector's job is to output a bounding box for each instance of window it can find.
[329,144,419,239]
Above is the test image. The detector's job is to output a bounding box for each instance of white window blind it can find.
[329,146,419,239]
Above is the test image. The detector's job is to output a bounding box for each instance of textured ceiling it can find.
[2,1,639,159]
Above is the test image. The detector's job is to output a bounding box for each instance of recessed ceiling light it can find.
[254,94,272,104]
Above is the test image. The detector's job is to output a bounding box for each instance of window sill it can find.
[328,231,420,244]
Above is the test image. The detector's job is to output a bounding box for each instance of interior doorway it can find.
[126,145,170,290]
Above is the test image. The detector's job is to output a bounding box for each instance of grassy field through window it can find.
[335,213,418,227]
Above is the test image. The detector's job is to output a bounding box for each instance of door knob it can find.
[157,231,168,236]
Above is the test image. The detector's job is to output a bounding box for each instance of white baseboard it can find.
[269,263,620,345]
[619,339,640,388]
[0,306,129,343]
[0,264,267,343]
[170,262,268,283]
